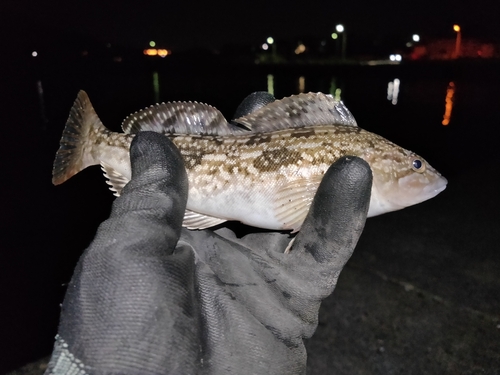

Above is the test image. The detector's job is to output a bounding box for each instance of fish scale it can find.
[52,91,447,232]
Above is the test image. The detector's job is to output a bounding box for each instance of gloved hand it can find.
[46,125,372,374]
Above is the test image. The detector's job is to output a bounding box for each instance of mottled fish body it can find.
[52,91,447,231]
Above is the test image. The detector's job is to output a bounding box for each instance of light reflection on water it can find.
[36,80,48,127]
[442,82,455,126]
[267,74,274,96]
[298,76,305,93]
[387,78,400,105]
[33,68,463,132]
[329,77,342,100]
[153,71,160,103]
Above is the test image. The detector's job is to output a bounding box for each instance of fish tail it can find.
[52,91,107,185]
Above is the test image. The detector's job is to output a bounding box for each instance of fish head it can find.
[363,145,447,217]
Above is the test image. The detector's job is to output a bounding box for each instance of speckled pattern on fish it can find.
[52,91,447,232]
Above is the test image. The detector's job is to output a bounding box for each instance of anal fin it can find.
[183,210,227,229]
[100,162,228,230]
[100,161,130,197]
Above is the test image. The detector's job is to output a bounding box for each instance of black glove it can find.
[45,130,372,374]
[232,91,276,121]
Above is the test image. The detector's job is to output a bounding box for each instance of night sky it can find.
[3,0,500,51]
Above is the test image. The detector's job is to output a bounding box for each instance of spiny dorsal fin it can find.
[233,92,357,132]
[121,101,247,136]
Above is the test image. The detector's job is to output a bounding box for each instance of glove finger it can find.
[52,133,195,372]
[291,156,372,267]
[232,91,275,120]
[110,131,189,251]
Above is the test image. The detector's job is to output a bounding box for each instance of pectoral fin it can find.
[274,175,323,232]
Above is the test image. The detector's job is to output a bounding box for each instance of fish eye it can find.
[412,158,425,173]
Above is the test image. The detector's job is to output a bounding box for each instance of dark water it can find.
[1,58,500,373]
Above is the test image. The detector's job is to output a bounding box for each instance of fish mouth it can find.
[423,176,448,198]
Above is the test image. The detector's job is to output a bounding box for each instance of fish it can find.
[52,91,447,232]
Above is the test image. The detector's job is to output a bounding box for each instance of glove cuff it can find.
[45,335,89,375]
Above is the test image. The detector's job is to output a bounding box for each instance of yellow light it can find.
[331,33,338,40]
[453,25,460,32]
[157,49,169,57]
[266,37,274,45]
[143,49,158,56]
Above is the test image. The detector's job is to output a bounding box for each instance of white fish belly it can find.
[186,185,285,230]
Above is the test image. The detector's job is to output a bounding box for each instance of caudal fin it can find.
[52,91,107,185]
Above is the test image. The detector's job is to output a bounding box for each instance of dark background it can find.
[3,0,500,50]
[1,1,500,374]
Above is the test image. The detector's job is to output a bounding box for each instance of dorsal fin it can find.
[233,92,357,132]
[121,101,247,136]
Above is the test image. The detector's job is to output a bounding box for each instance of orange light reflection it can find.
[157,49,169,57]
[442,82,455,126]
[144,49,158,56]
[143,49,171,57]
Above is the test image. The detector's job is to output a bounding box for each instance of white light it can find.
[395,54,402,61]
[32,51,38,57]
[392,78,400,105]
[336,24,344,33]
[389,54,396,61]
[412,34,420,42]
[387,78,401,105]
[387,81,394,100]
[262,43,269,50]
[267,37,274,45]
